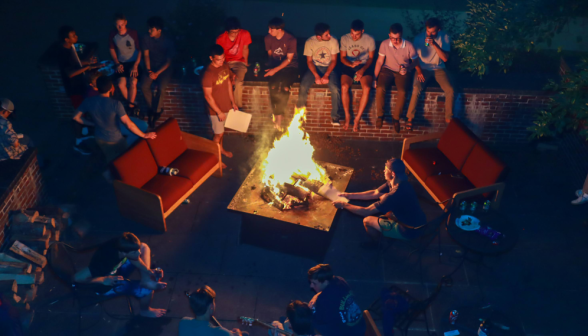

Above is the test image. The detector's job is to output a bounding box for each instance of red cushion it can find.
[403,147,459,179]
[425,174,475,204]
[437,119,478,170]
[461,144,506,188]
[147,118,188,167]
[142,175,194,212]
[171,149,219,184]
[112,140,158,188]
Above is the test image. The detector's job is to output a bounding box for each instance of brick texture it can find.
[41,66,551,144]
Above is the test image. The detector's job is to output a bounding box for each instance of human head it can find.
[268,17,285,36]
[389,23,403,47]
[209,44,225,67]
[96,76,115,96]
[225,17,241,40]
[58,25,78,45]
[315,23,331,41]
[0,98,14,118]
[350,20,364,41]
[188,286,216,318]
[116,232,141,260]
[88,71,103,88]
[286,301,313,335]
[308,264,333,293]
[425,17,441,38]
[114,13,128,34]
[385,157,407,182]
[147,16,164,38]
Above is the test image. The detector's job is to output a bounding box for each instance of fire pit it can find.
[227,108,353,260]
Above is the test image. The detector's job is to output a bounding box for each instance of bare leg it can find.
[137,243,167,318]
[129,77,138,106]
[214,134,232,165]
[341,75,352,131]
[117,77,128,101]
[354,75,373,132]
[363,216,382,241]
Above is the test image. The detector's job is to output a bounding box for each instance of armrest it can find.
[182,131,220,155]
[452,182,506,210]
[401,131,444,159]
[113,180,167,231]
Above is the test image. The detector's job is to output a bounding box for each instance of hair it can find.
[114,13,126,21]
[147,16,164,30]
[96,76,114,94]
[58,25,75,42]
[87,71,103,85]
[189,286,216,316]
[225,17,241,32]
[210,44,225,58]
[389,23,403,34]
[287,301,314,335]
[307,264,333,283]
[268,17,285,30]
[115,232,141,252]
[314,23,330,37]
[350,19,364,32]
[425,17,441,29]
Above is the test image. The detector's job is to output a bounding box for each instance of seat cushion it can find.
[437,119,479,170]
[147,118,188,167]
[170,149,219,184]
[142,175,194,212]
[403,147,459,179]
[425,174,475,204]
[112,140,158,188]
[461,144,506,188]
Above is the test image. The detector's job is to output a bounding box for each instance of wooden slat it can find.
[0,261,32,274]
[9,241,47,268]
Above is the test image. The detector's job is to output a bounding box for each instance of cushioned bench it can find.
[401,119,507,210]
[112,118,222,231]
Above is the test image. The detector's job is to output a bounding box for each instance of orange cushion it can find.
[461,144,506,189]
[425,174,475,204]
[112,140,158,188]
[171,149,219,184]
[403,147,459,179]
[437,119,478,170]
[147,118,188,167]
[142,175,194,212]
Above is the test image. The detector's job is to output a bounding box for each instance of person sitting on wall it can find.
[73,232,167,318]
[333,158,427,249]
[0,98,30,162]
[269,300,320,336]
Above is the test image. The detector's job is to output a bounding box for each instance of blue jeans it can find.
[297,66,342,121]
[102,260,152,298]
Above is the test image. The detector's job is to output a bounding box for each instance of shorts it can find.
[378,216,410,240]
[114,61,141,79]
[102,260,152,298]
[341,64,374,79]
[96,137,128,163]
[209,114,226,134]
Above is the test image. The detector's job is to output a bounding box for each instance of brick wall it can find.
[41,66,551,144]
[0,151,44,248]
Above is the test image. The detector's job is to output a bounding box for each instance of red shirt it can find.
[216,30,252,63]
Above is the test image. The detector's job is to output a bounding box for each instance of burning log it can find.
[261,185,288,211]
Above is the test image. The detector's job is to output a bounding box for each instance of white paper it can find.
[225,109,252,133]
[318,183,349,203]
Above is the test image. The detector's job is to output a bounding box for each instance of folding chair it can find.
[364,310,383,336]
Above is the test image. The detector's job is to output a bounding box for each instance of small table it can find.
[446,207,519,255]
[439,306,525,336]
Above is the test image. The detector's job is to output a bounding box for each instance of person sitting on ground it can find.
[297,23,343,126]
[572,172,588,205]
[0,98,30,162]
[340,19,376,131]
[73,232,167,318]
[406,17,454,130]
[140,16,175,128]
[269,300,319,336]
[264,17,299,131]
[73,76,156,164]
[333,158,427,249]
[180,285,248,336]
[216,17,252,110]
[109,13,142,113]
[202,44,239,166]
[307,264,365,336]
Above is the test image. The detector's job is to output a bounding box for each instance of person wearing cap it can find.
[333,158,427,248]
[0,98,30,162]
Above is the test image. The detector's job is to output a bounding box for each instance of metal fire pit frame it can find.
[228,161,354,260]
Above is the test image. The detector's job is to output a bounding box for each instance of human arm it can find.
[355,50,375,81]
[323,55,337,78]
[307,56,322,84]
[203,87,227,121]
[264,53,294,76]
[143,49,151,72]
[120,115,156,139]
[3,120,21,147]
[73,267,124,285]
[150,58,171,79]
[413,58,425,82]
[227,74,239,111]
[72,111,96,127]
[243,44,250,66]
[109,48,124,73]
[373,54,386,80]
[333,201,380,217]
[427,36,450,63]
[131,51,142,78]
[339,189,385,200]
[340,51,356,68]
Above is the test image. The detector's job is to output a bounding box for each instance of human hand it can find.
[143,132,157,139]
[103,275,124,286]
[320,76,329,84]
[232,103,239,111]
[217,112,227,121]
[131,67,139,78]
[314,76,322,85]
[333,200,347,209]
[373,80,377,88]
[149,71,158,80]
[269,321,285,336]
[355,68,365,81]
[117,63,124,73]
[352,60,363,67]
[231,328,243,336]
[399,67,407,76]
[264,68,277,77]
[89,56,98,64]
[425,37,434,46]
[417,72,425,82]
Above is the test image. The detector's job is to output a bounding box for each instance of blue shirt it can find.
[77,96,126,142]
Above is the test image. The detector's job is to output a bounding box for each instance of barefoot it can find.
[222,162,227,169]
[353,120,360,132]
[140,307,167,318]
[141,279,167,290]
[222,150,233,158]
[344,119,350,131]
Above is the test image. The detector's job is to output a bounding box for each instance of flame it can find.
[262,108,326,189]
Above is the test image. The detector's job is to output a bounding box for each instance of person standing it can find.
[406,18,454,131]
[216,17,252,110]
[140,16,175,128]
[202,45,239,164]
[340,20,376,131]
[73,76,156,163]
[373,24,421,132]
[0,99,29,162]
[297,23,342,126]
[109,13,142,112]
[264,17,299,131]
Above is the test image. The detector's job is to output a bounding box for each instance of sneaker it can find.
[571,193,588,205]
[376,118,383,129]
[331,119,341,126]
[73,144,91,155]
[393,119,400,133]
[575,189,584,197]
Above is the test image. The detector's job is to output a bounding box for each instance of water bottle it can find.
[483,200,491,211]
[159,166,179,176]
[425,36,430,47]
[470,201,478,212]
[254,62,260,77]
[459,201,467,211]
[449,310,459,325]
[353,73,359,83]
